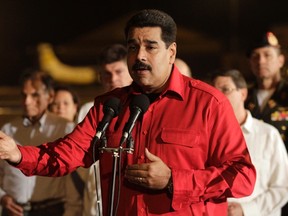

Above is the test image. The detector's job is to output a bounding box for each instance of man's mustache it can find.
[132,61,152,71]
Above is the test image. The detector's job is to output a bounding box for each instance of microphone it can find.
[120,94,150,145]
[95,97,121,140]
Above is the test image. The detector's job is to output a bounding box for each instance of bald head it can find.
[174,58,192,77]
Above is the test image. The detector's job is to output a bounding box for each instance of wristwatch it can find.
[167,177,173,194]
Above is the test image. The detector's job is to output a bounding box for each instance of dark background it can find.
[1,0,288,86]
[1,0,288,126]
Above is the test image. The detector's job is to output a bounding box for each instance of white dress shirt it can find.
[0,112,81,216]
[228,111,288,216]
[78,101,94,123]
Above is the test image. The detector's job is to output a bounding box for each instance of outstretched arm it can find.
[0,131,22,164]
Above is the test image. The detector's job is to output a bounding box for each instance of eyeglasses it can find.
[217,87,237,95]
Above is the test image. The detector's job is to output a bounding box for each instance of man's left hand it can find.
[125,148,171,190]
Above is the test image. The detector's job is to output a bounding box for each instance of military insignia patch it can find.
[267,32,279,46]
[271,110,288,121]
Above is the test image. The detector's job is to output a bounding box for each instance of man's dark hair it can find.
[19,68,55,93]
[211,69,247,89]
[124,9,177,48]
[98,44,127,65]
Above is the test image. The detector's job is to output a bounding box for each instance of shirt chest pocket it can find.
[160,127,200,147]
[160,128,204,169]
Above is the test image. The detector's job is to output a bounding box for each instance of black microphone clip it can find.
[120,94,150,146]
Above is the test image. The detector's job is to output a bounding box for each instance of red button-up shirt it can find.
[16,67,256,215]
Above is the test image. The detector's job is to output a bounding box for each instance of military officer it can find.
[245,31,288,214]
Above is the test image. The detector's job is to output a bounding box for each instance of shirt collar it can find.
[164,65,185,100]
[22,112,47,132]
[241,110,253,134]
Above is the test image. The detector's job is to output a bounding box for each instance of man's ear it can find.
[48,90,55,104]
[278,54,285,68]
[242,88,248,102]
[169,42,177,64]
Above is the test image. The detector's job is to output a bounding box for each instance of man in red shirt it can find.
[0,9,256,215]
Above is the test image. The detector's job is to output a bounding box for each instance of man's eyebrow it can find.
[144,39,158,45]
[127,38,158,45]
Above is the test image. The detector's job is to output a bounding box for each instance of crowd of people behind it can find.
[0,9,288,216]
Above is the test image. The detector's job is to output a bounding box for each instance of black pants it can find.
[2,202,64,216]
[282,203,288,216]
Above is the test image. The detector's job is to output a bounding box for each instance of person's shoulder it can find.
[46,112,75,132]
[251,116,280,134]
[80,101,94,111]
[250,117,286,153]
[189,78,228,103]
[46,112,72,124]
[1,116,23,129]
[274,80,288,107]
[77,101,95,123]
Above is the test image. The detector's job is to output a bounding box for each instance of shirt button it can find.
[143,130,147,135]
[148,107,153,112]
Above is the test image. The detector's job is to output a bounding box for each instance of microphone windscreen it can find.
[103,97,121,117]
[130,94,150,113]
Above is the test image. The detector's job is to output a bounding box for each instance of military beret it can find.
[246,31,280,57]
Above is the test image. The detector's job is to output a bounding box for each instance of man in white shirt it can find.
[211,69,288,216]
[0,69,80,216]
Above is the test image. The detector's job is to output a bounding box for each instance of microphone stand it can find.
[99,135,134,216]
[95,136,106,216]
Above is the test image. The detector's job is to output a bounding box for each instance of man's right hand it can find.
[1,195,24,216]
[227,202,244,216]
[0,131,22,164]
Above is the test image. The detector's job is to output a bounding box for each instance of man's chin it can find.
[256,71,270,78]
[258,74,270,79]
[24,112,36,118]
